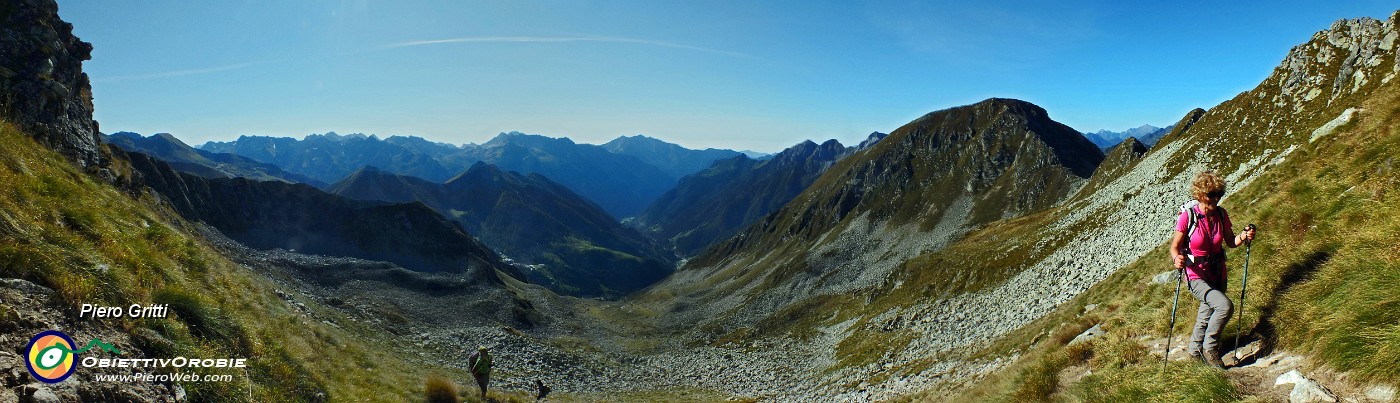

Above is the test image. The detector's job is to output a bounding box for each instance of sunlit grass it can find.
[0,121,475,401]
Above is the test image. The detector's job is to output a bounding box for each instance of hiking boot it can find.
[1204,352,1227,370]
[1188,349,1204,363]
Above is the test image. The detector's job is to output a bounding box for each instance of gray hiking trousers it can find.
[1187,278,1233,356]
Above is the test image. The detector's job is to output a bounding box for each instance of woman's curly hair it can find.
[1191,170,1226,200]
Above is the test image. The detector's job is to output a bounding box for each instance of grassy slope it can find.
[915,63,1400,402]
[0,121,507,401]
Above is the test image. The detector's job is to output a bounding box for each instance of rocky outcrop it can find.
[1276,370,1339,403]
[854,131,889,151]
[1266,12,1400,113]
[0,0,104,169]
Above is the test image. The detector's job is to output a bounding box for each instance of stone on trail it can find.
[1275,370,1338,403]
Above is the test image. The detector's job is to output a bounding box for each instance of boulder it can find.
[1366,384,1397,402]
[21,384,60,403]
[1150,270,1178,285]
[1068,324,1104,345]
[0,351,25,386]
[1275,370,1337,403]
[1224,340,1262,367]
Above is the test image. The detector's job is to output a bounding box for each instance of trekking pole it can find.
[1233,224,1256,361]
[1164,266,1185,371]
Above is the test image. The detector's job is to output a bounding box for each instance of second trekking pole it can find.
[1233,223,1256,361]
[1164,266,1184,371]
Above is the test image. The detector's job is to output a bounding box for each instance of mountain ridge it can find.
[119,147,519,281]
[202,131,686,218]
[104,131,327,186]
[329,161,675,297]
[1085,124,1172,149]
[634,138,848,257]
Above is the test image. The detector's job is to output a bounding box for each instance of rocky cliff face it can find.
[0,0,104,169]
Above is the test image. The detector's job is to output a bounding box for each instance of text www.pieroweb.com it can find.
[91,372,235,383]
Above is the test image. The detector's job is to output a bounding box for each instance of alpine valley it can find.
[3,1,1400,402]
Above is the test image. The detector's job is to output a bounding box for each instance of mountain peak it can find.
[856,131,889,150]
[464,160,500,175]
[902,98,1102,178]
[487,131,575,147]
[602,135,747,180]
[973,97,1049,116]
[108,131,143,141]
[153,132,188,146]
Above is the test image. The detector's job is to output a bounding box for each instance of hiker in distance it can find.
[1168,170,1257,369]
[468,346,493,399]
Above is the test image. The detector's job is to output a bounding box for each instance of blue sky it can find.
[59,1,1400,152]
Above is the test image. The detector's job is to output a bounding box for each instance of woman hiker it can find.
[1169,170,1256,369]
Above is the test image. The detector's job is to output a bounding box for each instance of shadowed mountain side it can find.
[1089,137,1149,185]
[634,139,847,257]
[117,148,520,284]
[104,131,327,187]
[328,162,675,298]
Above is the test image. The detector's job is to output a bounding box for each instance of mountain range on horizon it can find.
[5,2,1400,401]
[199,131,753,218]
[103,131,329,187]
[1083,123,1173,150]
[601,134,748,179]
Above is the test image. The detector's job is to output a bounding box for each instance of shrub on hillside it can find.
[425,375,460,403]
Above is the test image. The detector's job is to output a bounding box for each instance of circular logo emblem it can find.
[25,330,77,383]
